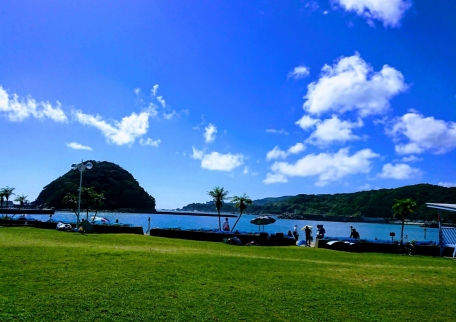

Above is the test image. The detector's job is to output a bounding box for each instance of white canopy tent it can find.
[426,203,456,212]
[426,203,456,257]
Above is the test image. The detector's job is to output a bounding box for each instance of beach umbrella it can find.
[250,215,276,232]
[301,225,313,230]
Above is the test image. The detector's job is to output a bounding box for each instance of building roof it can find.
[426,203,456,212]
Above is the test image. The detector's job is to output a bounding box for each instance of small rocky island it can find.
[34,160,156,213]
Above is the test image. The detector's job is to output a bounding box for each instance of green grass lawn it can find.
[0,227,454,321]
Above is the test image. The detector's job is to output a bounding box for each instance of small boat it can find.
[420,221,439,228]
[91,216,110,223]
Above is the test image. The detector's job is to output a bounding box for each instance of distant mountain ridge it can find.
[35,160,156,213]
[179,196,294,213]
[181,184,456,221]
[252,196,293,206]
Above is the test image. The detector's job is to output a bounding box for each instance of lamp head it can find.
[85,162,93,170]
[71,163,78,170]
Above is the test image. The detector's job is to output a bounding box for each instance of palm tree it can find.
[62,192,79,217]
[14,194,28,211]
[208,186,229,230]
[81,187,92,221]
[392,198,417,244]
[1,186,15,217]
[230,193,252,232]
[91,192,105,222]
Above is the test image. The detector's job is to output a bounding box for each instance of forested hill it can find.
[265,184,455,220]
[181,184,456,221]
[35,161,156,212]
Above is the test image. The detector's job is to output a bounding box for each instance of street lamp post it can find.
[71,160,93,228]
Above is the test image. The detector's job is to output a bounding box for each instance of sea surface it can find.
[26,211,439,243]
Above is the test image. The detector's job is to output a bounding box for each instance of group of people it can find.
[290,224,361,246]
[223,217,361,243]
[289,224,326,246]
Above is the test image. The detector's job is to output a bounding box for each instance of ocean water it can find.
[27,211,439,243]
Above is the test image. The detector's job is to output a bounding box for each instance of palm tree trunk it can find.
[6,197,10,218]
[231,211,243,232]
[401,219,405,245]
[218,210,221,231]
[92,210,99,222]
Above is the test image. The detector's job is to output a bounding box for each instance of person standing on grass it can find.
[223,217,230,231]
[293,224,299,242]
[304,225,312,247]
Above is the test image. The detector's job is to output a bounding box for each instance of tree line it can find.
[0,186,29,217]
[185,184,456,222]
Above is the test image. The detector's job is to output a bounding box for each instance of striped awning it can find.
[441,227,456,245]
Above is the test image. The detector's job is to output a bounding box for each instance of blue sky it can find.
[1,0,455,209]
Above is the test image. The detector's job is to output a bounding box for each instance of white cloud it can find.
[378,163,421,180]
[139,138,161,147]
[40,102,68,122]
[288,65,310,80]
[267,147,288,160]
[266,148,379,186]
[438,182,456,188]
[306,115,363,146]
[296,115,319,130]
[151,84,159,97]
[263,173,288,184]
[134,88,141,96]
[266,143,306,161]
[67,142,92,151]
[303,53,407,117]
[157,96,166,108]
[191,147,244,171]
[141,86,178,120]
[204,123,217,143]
[0,85,68,122]
[266,128,289,135]
[288,142,306,154]
[163,111,177,120]
[334,0,412,28]
[388,112,456,155]
[201,152,243,171]
[400,155,422,163]
[73,110,154,145]
[192,147,204,160]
